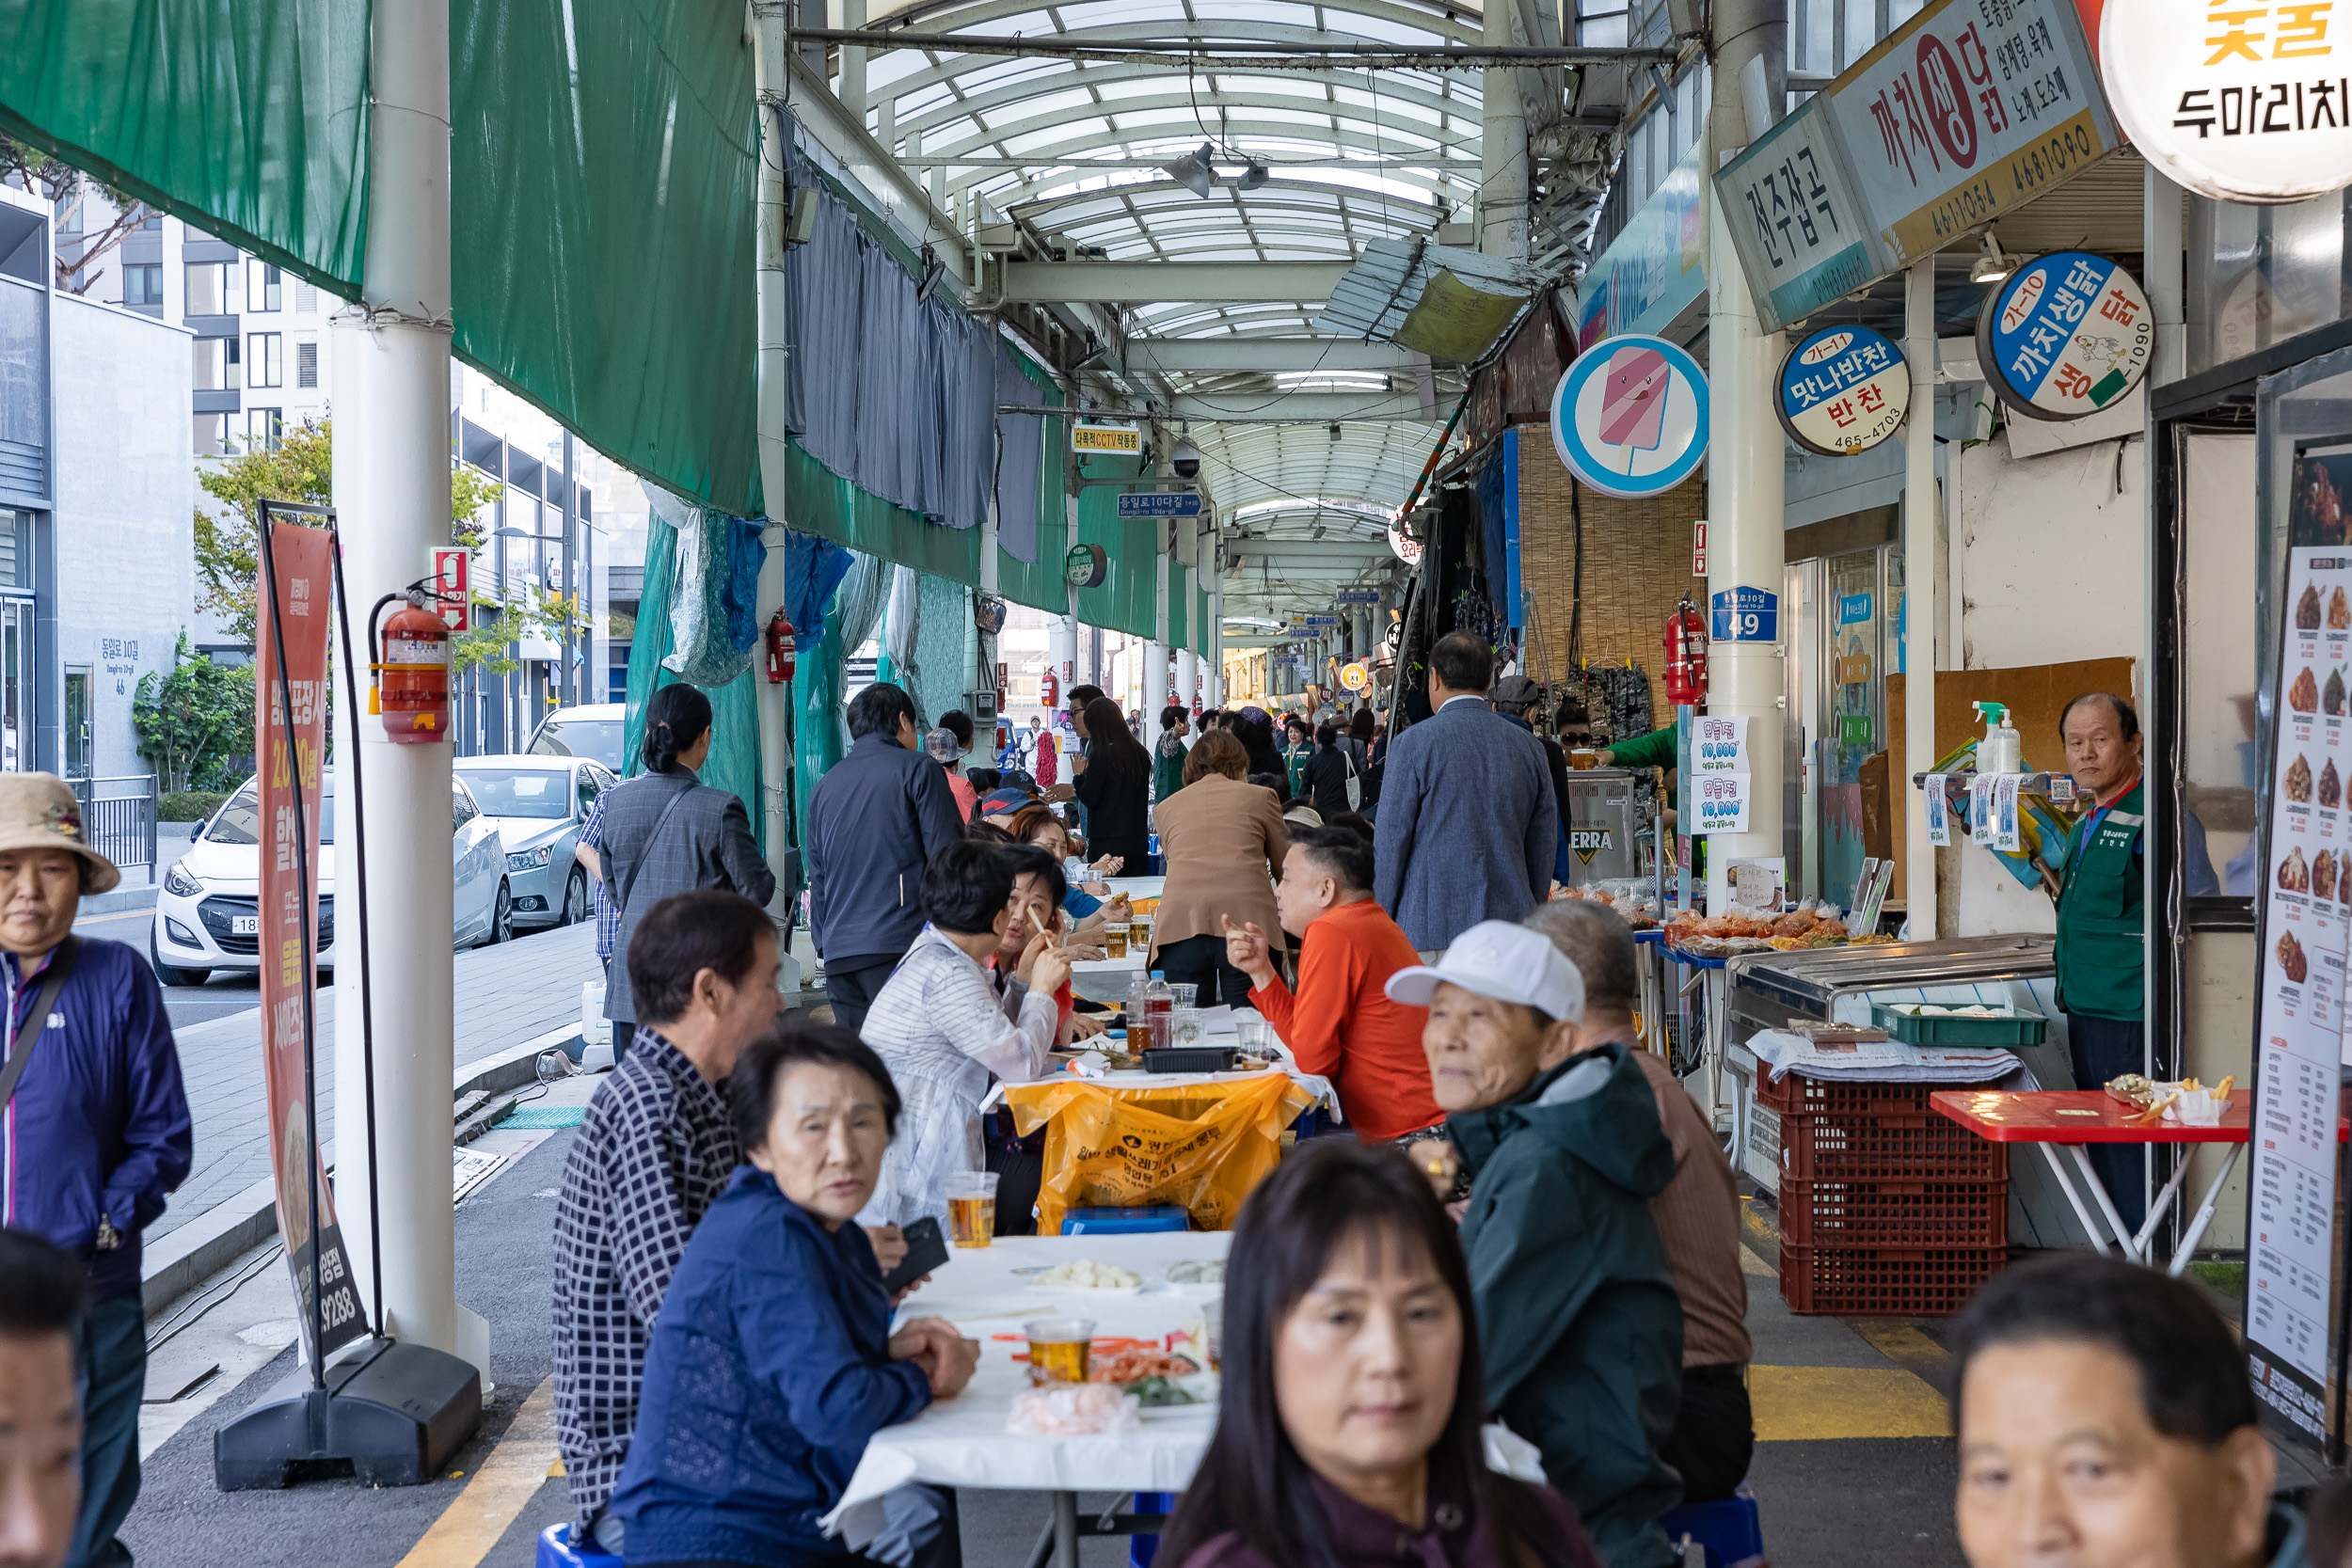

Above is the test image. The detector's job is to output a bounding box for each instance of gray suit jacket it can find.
[597,766,777,1022]
[1373,696,1559,952]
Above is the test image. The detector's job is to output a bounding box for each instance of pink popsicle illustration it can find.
[1597,345,1672,457]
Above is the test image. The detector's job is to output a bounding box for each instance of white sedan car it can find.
[151,769,511,987]
[453,754,616,932]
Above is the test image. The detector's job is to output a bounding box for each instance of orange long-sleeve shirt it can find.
[1249,898,1442,1142]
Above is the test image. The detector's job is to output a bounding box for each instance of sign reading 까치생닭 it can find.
[2098,0,2352,205]
[1976,251,2154,420]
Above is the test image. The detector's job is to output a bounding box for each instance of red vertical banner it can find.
[256,518,366,1364]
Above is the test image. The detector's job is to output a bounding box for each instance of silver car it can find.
[453,754,615,931]
[527,703,626,772]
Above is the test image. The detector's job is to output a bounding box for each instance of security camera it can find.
[1172,436,1201,481]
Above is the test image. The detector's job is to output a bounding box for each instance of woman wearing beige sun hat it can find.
[0,771,188,1568]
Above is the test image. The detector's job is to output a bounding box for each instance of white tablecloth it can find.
[1103,876,1168,900]
[827,1232,1233,1531]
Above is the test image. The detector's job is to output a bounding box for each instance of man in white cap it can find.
[0,775,191,1568]
[1386,920,1682,1568]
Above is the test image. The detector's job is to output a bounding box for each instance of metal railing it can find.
[70,775,160,883]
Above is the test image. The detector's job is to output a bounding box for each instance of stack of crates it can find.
[1761,1074,2009,1316]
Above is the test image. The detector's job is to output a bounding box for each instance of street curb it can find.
[140,1023,589,1319]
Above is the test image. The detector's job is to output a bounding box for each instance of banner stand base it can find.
[214,1337,482,1491]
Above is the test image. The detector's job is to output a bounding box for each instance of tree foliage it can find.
[134,631,256,792]
[194,416,524,672]
[0,135,153,294]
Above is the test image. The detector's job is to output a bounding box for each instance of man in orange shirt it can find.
[1220,824,1443,1143]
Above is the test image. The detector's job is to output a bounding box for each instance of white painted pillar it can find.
[1208,578,1225,706]
[331,0,462,1361]
[1903,256,1939,935]
[754,7,797,913]
[1477,0,1528,259]
[1176,647,1197,710]
[838,0,867,120]
[2143,163,2185,1042]
[1149,545,1170,713]
[1702,9,1787,900]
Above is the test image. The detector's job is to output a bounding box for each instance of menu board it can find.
[2245,542,2352,1448]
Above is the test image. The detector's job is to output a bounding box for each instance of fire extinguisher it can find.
[1040,669,1060,709]
[1663,595,1708,707]
[765,610,797,684]
[369,585,452,744]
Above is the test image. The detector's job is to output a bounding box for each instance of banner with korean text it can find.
[256,518,367,1366]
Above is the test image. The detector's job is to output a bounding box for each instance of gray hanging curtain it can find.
[830,551,892,752]
[993,344,1041,562]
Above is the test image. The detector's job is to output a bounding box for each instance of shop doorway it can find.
[63,665,89,779]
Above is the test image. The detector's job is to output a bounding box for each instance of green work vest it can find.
[2053,778,2144,1021]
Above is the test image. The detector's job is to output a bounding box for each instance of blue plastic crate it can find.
[1658,1486,1765,1568]
[536,1523,621,1568]
[1061,1206,1189,1234]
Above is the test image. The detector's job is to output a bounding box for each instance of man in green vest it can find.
[2054,691,2148,1232]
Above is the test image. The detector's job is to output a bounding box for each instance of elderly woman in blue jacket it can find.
[613,1022,980,1568]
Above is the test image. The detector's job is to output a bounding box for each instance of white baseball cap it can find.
[1384,920,1585,1023]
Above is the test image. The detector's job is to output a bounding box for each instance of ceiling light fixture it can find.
[1163,141,1216,199]
[1968,230,2017,285]
[914,245,946,302]
[1237,160,1271,192]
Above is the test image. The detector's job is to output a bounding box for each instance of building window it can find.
[295,282,318,314]
[296,339,318,389]
[185,261,230,316]
[247,332,282,388]
[194,414,230,457]
[139,212,163,231]
[122,264,163,306]
[246,260,281,313]
[246,408,282,451]
[193,335,241,392]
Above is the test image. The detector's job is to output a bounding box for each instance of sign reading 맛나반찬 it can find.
[1777,325,1911,456]
[2098,0,2352,205]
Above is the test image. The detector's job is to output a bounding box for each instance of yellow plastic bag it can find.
[1006,1073,1316,1234]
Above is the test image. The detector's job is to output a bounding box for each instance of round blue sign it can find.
[1776,325,1910,458]
[1549,335,1709,500]
[1975,252,2154,423]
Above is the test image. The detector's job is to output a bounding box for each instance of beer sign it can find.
[2100,0,2352,204]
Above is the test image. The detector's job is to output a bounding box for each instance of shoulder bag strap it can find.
[616,782,696,913]
[0,936,84,1112]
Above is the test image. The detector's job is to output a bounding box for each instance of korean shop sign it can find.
[1713,95,1891,336]
[1823,0,2120,267]
[2099,0,2352,203]
[1976,251,2154,420]
[1777,325,1912,456]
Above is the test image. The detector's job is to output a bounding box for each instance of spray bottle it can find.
[1974,702,2023,775]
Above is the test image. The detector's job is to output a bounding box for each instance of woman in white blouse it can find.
[856,840,1072,1228]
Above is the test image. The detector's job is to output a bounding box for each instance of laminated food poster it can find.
[2246,545,2352,1447]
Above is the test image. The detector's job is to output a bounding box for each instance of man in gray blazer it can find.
[598,685,777,1059]
[1374,632,1558,955]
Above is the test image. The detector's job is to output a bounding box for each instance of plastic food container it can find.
[1869,1003,2047,1047]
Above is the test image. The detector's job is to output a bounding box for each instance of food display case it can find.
[1562,767,1647,886]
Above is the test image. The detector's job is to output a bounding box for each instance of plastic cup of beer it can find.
[1570,748,1598,770]
[944,1171,998,1248]
[1131,914,1152,951]
[1104,922,1131,958]
[1025,1316,1095,1385]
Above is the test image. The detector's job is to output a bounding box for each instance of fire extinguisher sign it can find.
[430,547,470,632]
[1710,586,1778,642]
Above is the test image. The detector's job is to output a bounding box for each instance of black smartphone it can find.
[882,1213,951,1295]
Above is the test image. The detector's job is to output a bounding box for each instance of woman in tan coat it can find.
[1150,730,1288,1006]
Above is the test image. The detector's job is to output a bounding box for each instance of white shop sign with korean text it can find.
[1825,0,2121,267]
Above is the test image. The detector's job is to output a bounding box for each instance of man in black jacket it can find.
[806,683,965,1032]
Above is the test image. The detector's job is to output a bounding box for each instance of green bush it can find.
[160,790,231,823]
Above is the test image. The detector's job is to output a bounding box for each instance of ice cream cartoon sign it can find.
[1777,325,1910,456]
[1549,334,1710,500]
[1976,251,2155,421]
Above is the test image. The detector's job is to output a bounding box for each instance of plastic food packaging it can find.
[1007,1384,1141,1435]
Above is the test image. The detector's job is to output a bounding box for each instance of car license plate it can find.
[231,915,260,935]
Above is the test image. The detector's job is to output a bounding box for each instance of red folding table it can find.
[1928,1089,2314,1276]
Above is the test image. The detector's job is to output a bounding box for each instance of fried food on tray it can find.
[2299,583,2325,629]
[2316,849,2339,901]
[2287,753,2313,801]
[2324,760,2343,809]
[2281,847,2311,892]
[2292,667,2320,712]
[2279,930,2310,983]
[2328,668,2347,716]
[2334,587,2351,629]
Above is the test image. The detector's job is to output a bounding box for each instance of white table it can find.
[829,1232,1232,1568]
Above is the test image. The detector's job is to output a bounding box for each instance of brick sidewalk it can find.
[149,922,604,1241]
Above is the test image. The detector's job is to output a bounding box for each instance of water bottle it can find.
[1142,970,1174,1053]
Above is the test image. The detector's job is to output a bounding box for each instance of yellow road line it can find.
[1751,1364,1953,1440]
[395,1376,561,1568]
[72,910,154,927]
[1845,1320,1954,1384]
[1738,1243,1774,1277]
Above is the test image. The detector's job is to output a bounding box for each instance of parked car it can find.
[527,702,626,772]
[151,769,512,987]
[453,754,615,932]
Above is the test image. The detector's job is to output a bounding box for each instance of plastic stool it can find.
[1130,1490,1174,1568]
[1061,1207,1189,1234]
[1658,1485,1764,1568]
[536,1522,622,1568]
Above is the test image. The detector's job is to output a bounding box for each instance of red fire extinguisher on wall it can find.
[369,586,452,744]
[1663,595,1708,708]
[765,610,797,684]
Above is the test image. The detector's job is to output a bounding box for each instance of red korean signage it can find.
[256,518,366,1363]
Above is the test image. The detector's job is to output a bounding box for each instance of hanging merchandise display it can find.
[2099,0,2352,206]
[1549,336,1710,500]
[1777,325,1910,457]
[1976,252,2155,421]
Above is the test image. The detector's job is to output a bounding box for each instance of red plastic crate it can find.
[1754,1074,1938,1118]
[1777,1177,2010,1248]
[1780,1242,2008,1317]
[1778,1111,2008,1182]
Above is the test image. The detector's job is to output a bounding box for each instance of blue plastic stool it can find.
[1130,1490,1175,1568]
[1061,1206,1188,1234]
[1657,1486,1765,1568]
[536,1522,622,1568]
